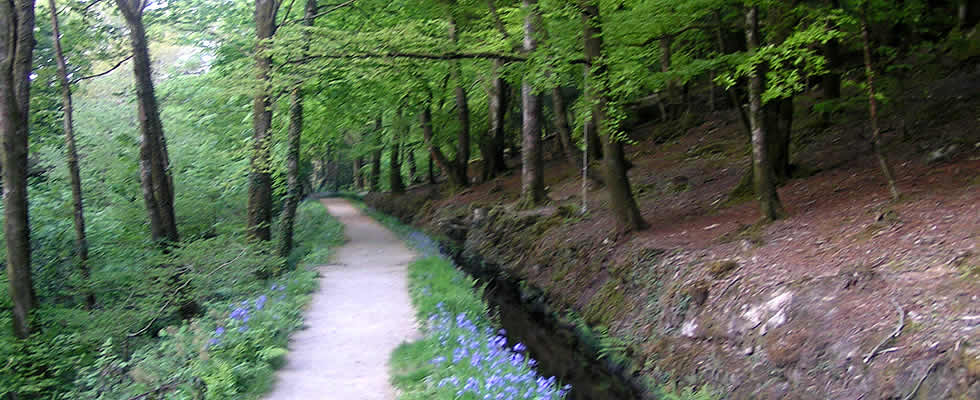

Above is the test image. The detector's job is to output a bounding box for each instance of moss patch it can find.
[584,278,630,326]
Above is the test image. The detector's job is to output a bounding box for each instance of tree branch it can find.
[70,55,133,84]
[283,0,356,25]
[290,51,527,64]
[626,24,713,47]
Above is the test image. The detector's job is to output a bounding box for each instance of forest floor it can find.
[367,65,979,398]
[262,198,419,400]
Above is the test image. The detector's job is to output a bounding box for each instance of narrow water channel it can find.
[448,252,646,400]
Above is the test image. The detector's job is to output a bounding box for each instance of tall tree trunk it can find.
[745,6,786,222]
[407,146,418,183]
[369,116,383,192]
[428,154,436,184]
[552,87,582,167]
[520,0,545,206]
[862,10,900,201]
[369,147,382,192]
[390,111,406,193]
[49,0,94,308]
[116,0,179,244]
[822,0,841,104]
[659,36,678,119]
[764,96,793,183]
[582,1,647,231]
[390,138,404,194]
[420,106,463,187]
[247,0,279,242]
[353,157,364,190]
[278,0,317,258]
[448,16,470,186]
[488,59,509,177]
[1,0,37,339]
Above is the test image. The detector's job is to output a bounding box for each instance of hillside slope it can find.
[367,67,979,399]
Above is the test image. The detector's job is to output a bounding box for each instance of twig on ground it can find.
[864,298,904,364]
[903,356,940,400]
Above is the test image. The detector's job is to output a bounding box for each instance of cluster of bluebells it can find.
[208,284,286,347]
[426,303,570,400]
[405,230,441,257]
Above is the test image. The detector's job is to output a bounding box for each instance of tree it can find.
[447,11,471,186]
[279,0,318,258]
[1,0,38,339]
[369,117,383,192]
[520,0,546,206]
[48,0,94,308]
[745,5,785,222]
[247,0,281,241]
[389,109,407,194]
[860,1,900,201]
[115,0,180,243]
[582,0,647,231]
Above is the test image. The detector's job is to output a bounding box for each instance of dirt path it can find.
[263,198,419,400]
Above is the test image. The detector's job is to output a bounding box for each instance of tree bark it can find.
[520,0,546,206]
[49,0,94,308]
[247,0,280,242]
[745,6,786,222]
[116,0,179,244]
[448,16,470,186]
[483,59,509,180]
[1,0,38,339]
[277,0,317,258]
[862,11,900,201]
[764,96,793,183]
[428,154,436,184]
[582,1,647,231]
[420,106,463,187]
[407,145,418,183]
[390,111,406,194]
[354,157,364,189]
[552,87,581,168]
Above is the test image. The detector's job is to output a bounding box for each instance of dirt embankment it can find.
[366,68,979,399]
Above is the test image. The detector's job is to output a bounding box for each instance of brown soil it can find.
[366,67,979,399]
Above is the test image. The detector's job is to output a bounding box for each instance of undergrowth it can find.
[1,201,344,399]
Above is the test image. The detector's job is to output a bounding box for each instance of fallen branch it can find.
[127,248,248,337]
[864,298,904,364]
[903,356,940,400]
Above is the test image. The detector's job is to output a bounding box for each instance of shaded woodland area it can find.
[1,0,978,398]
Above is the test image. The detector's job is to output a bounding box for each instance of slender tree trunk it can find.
[582,1,647,231]
[247,0,280,242]
[428,154,436,184]
[407,146,418,183]
[1,0,37,339]
[484,59,509,180]
[277,0,316,258]
[823,0,841,104]
[659,36,678,119]
[390,138,404,194]
[552,87,582,167]
[520,0,546,206]
[448,16,470,185]
[745,6,786,222]
[421,107,463,187]
[764,96,793,183]
[370,147,382,192]
[390,111,406,193]
[862,11,900,201]
[116,0,179,244]
[353,157,363,190]
[49,0,94,308]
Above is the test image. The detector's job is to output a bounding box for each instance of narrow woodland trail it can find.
[263,198,419,400]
